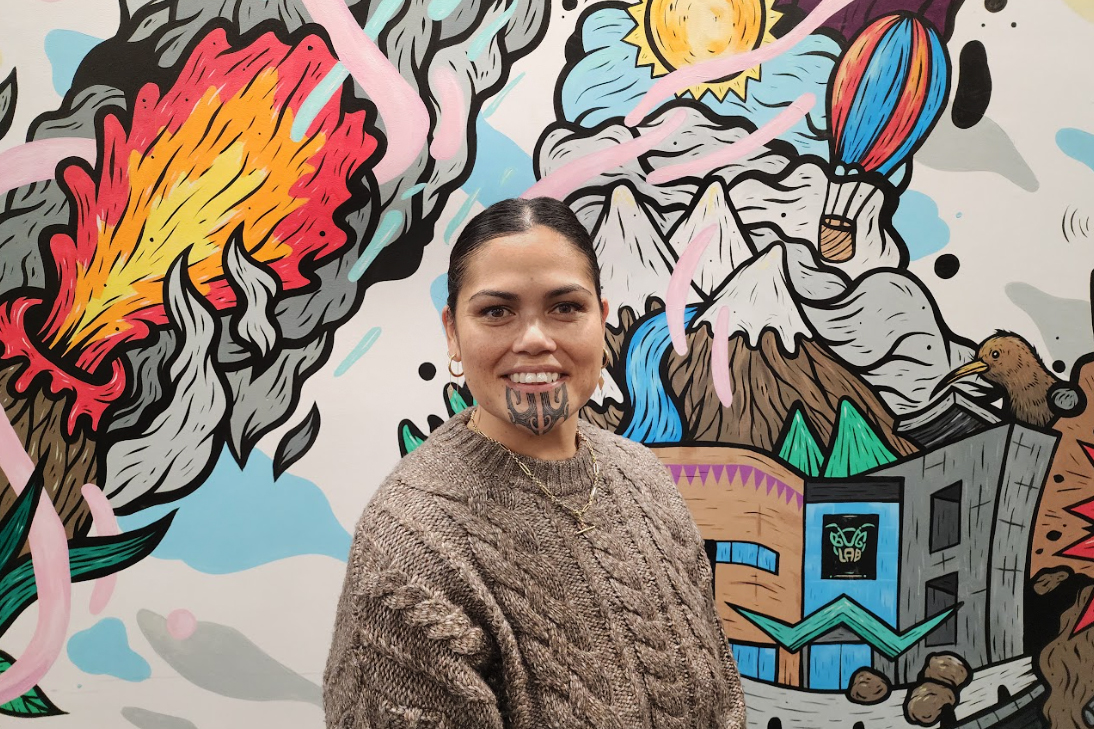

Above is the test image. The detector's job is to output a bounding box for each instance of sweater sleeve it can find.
[697,545,748,729]
[660,460,750,728]
[623,437,749,729]
[323,508,504,728]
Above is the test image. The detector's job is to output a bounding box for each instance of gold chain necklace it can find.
[469,409,601,534]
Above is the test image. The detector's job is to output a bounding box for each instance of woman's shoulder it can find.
[579,419,666,473]
[579,421,693,505]
[357,410,497,551]
[363,453,467,536]
[350,446,478,590]
[580,422,704,550]
[372,412,480,504]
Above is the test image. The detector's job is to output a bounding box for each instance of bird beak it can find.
[933,360,989,397]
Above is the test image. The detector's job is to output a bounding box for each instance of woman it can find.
[323,198,746,728]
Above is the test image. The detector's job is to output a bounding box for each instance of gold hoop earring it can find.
[448,355,464,378]
[598,349,609,393]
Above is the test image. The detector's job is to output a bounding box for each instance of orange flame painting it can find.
[0,28,378,433]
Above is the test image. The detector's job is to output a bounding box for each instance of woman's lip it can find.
[504,375,567,391]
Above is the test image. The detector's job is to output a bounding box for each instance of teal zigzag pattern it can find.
[730,595,960,659]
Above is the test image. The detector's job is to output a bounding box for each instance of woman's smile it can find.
[505,369,566,391]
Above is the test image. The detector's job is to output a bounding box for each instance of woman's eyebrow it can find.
[468,289,518,302]
[546,284,593,298]
[468,285,593,303]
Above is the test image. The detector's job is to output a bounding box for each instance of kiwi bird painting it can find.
[935,332,1086,428]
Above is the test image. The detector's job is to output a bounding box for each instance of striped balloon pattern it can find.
[828,13,950,177]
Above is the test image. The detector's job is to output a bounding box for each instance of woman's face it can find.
[443,225,608,439]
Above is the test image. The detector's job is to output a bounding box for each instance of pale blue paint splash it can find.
[44,30,105,96]
[430,274,449,315]
[428,0,463,21]
[117,448,351,573]
[290,64,349,142]
[467,2,517,62]
[349,209,405,281]
[67,619,151,682]
[1057,128,1094,174]
[893,190,950,260]
[290,0,418,142]
[365,0,408,39]
[887,162,908,188]
[483,72,526,117]
[461,116,534,206]
[401,183,427,199]
[335,327,382,376]
[445,188,480,243]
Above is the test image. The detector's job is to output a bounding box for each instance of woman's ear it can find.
[442,306,460,360]
[600,297,610,325]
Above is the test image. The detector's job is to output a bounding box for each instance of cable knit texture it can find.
[324,409,747,728]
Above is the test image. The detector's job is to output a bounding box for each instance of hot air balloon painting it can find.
[820,13,950,263]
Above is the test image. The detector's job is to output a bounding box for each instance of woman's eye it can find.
[555,302,583,315]
[480,306,509,319]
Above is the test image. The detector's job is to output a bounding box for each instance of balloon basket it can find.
[819,215,855,263]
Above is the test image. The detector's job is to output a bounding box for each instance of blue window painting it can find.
[715,541,779,574]
[730,643,777,682]
[808,643,872,690]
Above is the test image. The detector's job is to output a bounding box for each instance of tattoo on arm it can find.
[506,386,570,436]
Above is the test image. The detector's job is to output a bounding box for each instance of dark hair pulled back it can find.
[446,197,602,312]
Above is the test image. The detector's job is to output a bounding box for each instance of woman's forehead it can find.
[476,226,573,254]
[461,229,594,285]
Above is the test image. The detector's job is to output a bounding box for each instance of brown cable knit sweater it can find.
[323,408,746,728]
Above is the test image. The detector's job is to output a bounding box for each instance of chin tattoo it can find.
[506,385,570,436]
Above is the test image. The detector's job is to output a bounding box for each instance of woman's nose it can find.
[514,319,556,353]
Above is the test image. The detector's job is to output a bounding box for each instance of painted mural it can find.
[0,0,1090,726]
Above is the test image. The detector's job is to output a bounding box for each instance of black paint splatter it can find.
[934,254,960,279]
[985,0,1007,11]
[1053,360,1067,373]
[0,69,15,142]
[562,0,577,10]
[953,41,992,129]
[1047,530,1062,542]
[565,33,584,64]
[1054,474,1065,483]
[419,362,437,380]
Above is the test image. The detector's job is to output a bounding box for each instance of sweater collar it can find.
[428,408,602,497]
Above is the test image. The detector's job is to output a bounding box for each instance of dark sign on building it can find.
[822,514,879,580]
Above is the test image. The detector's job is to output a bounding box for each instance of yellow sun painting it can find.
[623,0,782,101]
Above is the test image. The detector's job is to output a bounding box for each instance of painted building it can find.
[722,422,1056,691]
[873,423,1058,684]
[801,478,902,690]
[656,447,806,687]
